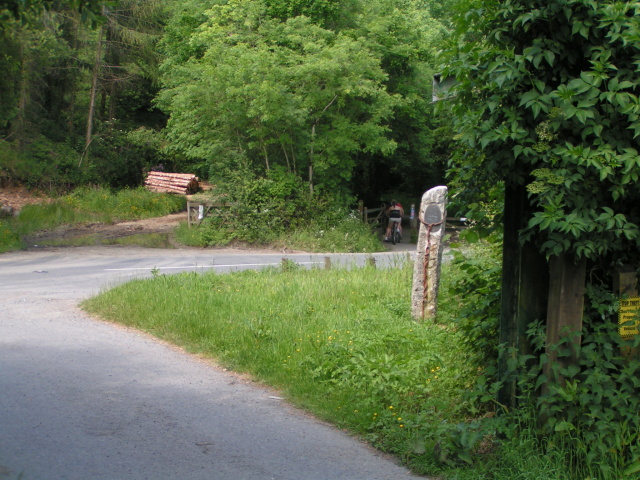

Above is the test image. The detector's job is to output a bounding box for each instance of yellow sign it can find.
[619,297,640,338]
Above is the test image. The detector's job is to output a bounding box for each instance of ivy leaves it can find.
[444,0,640,260]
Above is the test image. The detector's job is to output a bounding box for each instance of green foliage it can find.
[0,138,85,191]
[530,282,640,480]
[439,277,640,479]
[158,0,452,200]
[0,0,169,191]
[63,186,185,220]
[443,0,640,261]
[0,219,22,252]
[441,240,502,367]
[0,124,172,191]
[179,166,382,251]
[0,1,112,28]
[262,0,345,27]
[158,0,399,195]
[285,213,383,253]
[197,166,316,244]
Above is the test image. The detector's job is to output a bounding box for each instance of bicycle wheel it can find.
[391,223,398,245]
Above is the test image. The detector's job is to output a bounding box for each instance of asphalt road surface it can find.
[0,246,423,480]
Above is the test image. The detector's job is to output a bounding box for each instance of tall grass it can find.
[0,187,185,252]
[173,211,385,253]
[82,260,477,474]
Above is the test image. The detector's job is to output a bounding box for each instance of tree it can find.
[85,0,166,152]
[346,0,451,202]
[443,0,640,405]
[446,0,640,262]
[0,0,109,28]
[157,0,398,196]
[0,0,173,190]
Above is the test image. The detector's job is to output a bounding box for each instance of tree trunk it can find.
[309,123,315,196]
[10,28,30,146]
[84,22,104,157]
[498,184,549,408]
[545,253,586,386]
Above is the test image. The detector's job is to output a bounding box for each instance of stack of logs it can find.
[144,171,199,195]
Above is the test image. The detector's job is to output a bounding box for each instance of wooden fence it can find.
[358,200,386,229]
[187,200,233,228]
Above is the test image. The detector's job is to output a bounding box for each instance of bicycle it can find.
[391,220,401,245]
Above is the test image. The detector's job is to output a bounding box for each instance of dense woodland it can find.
[0,0,456,205]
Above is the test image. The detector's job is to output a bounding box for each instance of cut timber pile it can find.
[145,171,199,195]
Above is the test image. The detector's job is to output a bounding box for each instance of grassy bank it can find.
[0,187,186,252]
[1,187,384,253]
[81,243,590,479]
[82,259,478,475]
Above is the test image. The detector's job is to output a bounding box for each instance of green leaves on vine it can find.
[443,0,640,260]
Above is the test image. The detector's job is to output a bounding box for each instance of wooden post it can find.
[614,265,638,297]
[410,203,417,237]
[324,256,331,270]
[498,184,549,408]
[545,253,586,385]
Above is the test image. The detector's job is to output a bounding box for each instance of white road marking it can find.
[105,261,321,272]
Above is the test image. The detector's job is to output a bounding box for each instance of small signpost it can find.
[411,186,447,321]
[619,298,640,338]
[615,265,639,360]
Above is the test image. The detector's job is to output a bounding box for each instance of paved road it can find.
[0,246,423,480]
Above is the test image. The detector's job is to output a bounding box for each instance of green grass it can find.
[82,259,478,474]
[173,213,386,253]
[71,227,639,478]
[0,187,185,252]
[80,243,601,478]
[32,232,175,249]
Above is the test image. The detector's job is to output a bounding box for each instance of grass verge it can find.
[0,187,185,252]
[82,259,477,475]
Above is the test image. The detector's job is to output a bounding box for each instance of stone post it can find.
[411,186,448,321]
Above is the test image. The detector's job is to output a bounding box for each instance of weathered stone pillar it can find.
[411,186,448,321]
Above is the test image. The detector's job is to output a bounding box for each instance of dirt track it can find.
[23,212,186,247]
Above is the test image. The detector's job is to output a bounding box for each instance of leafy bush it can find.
[439,270,640,479]
[440,238,502,367]
[529,282,640,480]
[183,166,382,251]
[0,137,84,192]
